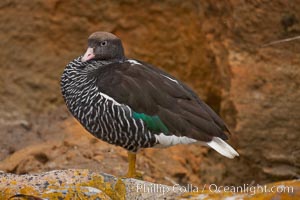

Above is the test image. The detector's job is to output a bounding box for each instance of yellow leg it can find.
[126,152,137,178]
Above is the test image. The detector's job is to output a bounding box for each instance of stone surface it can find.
[0,169,181,200]
[0,170,299,200]
[0,0,299,187]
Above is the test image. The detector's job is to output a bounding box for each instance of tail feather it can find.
[206,137,239,159]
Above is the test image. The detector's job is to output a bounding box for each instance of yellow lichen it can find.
[81,174,126,200]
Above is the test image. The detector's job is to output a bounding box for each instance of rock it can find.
[0,170,299,200]
[0,169,181,200]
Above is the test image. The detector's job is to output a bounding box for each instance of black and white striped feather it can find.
[61,57,157,152]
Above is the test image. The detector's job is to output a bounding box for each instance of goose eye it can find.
[100,41,107,46]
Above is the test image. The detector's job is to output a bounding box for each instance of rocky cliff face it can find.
[0,0,299,186]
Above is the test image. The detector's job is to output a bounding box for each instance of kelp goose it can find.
[61,32,239,177]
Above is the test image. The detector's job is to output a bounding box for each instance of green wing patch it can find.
[132,112,169,134]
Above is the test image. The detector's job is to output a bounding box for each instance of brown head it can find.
[81,32,125,62]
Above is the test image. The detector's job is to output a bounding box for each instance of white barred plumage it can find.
[61,57,157,152]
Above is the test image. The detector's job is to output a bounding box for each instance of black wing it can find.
[93,60,229,142]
